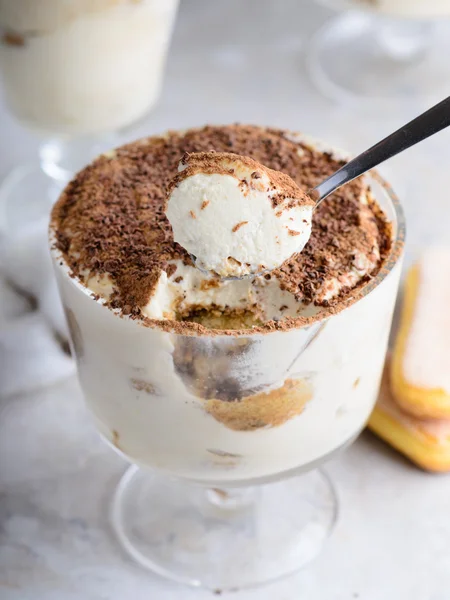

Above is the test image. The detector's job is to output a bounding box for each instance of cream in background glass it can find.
[49,130,404,590]
[0,0,179,136]
[166,152,314,279]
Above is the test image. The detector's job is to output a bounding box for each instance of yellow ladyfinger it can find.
[391,248,450,419]
[369,364,450,472]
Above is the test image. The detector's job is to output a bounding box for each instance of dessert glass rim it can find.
[49,162,405,339]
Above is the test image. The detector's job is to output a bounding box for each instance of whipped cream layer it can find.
[166,152,314,278]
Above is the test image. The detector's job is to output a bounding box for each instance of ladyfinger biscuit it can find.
[369,364,450,472]
[391,248,450,419]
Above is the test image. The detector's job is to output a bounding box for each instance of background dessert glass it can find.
[0,0,179,230]
[50,160,405,591]
[308,0,450,106]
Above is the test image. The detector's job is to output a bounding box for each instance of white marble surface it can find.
[2,1,450,598]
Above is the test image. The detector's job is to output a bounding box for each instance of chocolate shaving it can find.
[232,221,248,233]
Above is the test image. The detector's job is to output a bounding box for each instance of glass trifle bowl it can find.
[49,125,405,591]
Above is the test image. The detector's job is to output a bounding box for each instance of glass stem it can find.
[375,17,435,62]
[39,132,120,184]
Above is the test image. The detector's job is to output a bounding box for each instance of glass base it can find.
[111,465,337,592]
[308,12,450,107]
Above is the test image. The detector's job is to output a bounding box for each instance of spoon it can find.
[310,95,450,206]
[191,96,450,280]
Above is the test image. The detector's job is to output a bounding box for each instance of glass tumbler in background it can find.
[308,0,450,106]
[0,0,179,228]
[49,170,405,591]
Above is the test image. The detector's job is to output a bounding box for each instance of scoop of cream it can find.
[165,152,314,278]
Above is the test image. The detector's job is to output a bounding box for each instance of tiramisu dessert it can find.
[50,124,404,483]
[0,0,179,135]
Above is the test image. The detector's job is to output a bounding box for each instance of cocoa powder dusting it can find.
[51,124,395,327]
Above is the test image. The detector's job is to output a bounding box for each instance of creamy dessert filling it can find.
[165,152,314,278]
[51,124,392,332]
[0,0,178,135]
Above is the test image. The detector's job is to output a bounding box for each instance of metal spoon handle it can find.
[312,95,450,205]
